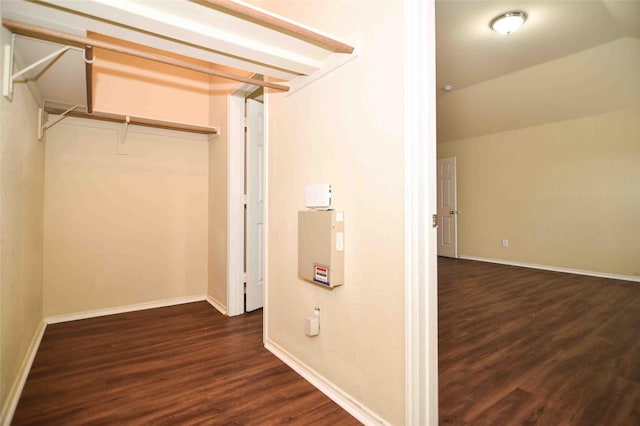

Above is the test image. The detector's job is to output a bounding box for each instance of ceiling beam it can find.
[2,19,290,92]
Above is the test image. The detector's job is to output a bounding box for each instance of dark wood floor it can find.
[439,257,640,425]
[13,302,360,425]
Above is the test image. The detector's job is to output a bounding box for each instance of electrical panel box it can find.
[298,210,344,288]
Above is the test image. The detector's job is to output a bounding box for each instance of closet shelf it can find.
[196,0,354,54]
[2,19,290,92]
[44,106,220,136]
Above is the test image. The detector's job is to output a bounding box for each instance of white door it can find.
[437,157,458,258]
[245,98,264,311]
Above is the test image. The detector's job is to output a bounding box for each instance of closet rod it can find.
[194,0,355,54]
[84,46,93,114]
[2,19,290,92]
[45,106,219,135]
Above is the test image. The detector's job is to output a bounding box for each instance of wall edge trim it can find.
[458,256,640,283]
[44,295,207,324]
[205,294,228,315]
[264,339,389,426]
[1,320,47,426]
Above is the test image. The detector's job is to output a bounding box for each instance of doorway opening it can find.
[227,84,266,317]
[436,156,458,258]
[244,88,265,312]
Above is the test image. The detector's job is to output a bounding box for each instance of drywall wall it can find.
[207,92,228,310]
[0,26,45,418]
[262,1,405,424]
[438,107,640,277]
[90,33,212,127]
[42,118,208,316]
[438,37,640,143]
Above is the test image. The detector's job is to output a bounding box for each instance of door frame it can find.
[227,93,245,317]
[227,87,268,317]
[404,0,438,424]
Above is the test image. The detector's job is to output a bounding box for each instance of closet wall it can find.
[42,119,209,317]
[0,26,45,417]
[38,34,229,317]
[92,33,212,126]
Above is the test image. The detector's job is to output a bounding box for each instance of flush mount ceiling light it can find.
[490,11,528,35]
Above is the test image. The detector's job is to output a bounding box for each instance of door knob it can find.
[449,210,459,215]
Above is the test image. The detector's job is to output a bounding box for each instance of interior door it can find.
[245,98,264,311]
[437,157,458,258]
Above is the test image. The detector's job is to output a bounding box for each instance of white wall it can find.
[0,26,45,421]
[439,107,640,277]
[437,33,640,277]
[43,118,209,316]
[262,1,406,424]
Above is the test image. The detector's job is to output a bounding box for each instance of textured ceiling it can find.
[436,0,640,143]
[436,0,640,93]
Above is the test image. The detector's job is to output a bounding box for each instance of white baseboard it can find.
[458,255,640,283]
[44,295,207,324]
[1,320,46,426]
[206,294,228,315]
[264,339,389,426]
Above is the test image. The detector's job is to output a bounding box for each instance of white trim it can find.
[44,295,206,324]
[262,90,269,344]
[1,321,46,426]
[264,339,389,426]
[206,294,228,315]
[404,1,438,425]
[458,256,640,283]
[287,48,360,96]
[227,94,246,317]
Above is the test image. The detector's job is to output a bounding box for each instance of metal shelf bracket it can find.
[2,34,83,100]
[38,102,83,140]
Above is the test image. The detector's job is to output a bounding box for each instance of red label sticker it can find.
[314,265,329,284]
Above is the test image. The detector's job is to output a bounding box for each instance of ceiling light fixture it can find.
[490,11,527,35]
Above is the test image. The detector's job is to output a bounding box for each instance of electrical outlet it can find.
[502,239,509,248]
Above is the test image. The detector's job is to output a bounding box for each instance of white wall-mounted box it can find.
[298,210,344,288]
[304,184,331,208]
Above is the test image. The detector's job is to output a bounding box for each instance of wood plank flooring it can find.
[13,302,360,425]
[14,259,640,425]
[438,257,640,425]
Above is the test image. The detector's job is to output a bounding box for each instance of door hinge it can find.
[243,272,248,282]
[243,194,248,206]
[432,214,438,228]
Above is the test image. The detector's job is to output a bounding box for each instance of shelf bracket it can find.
[118,116,130,155]
[39,103,83,140]
[3,34,84,100]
